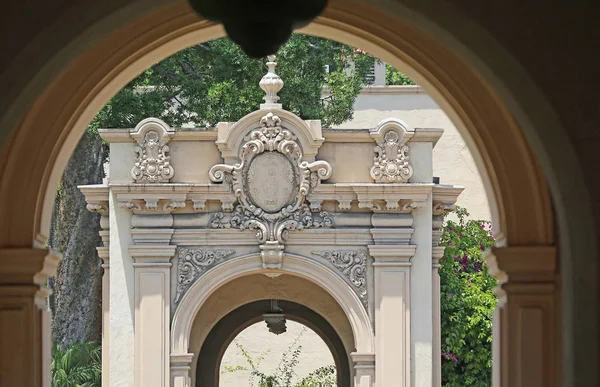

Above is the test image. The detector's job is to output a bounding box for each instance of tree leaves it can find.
[439,206,497,387]
[94,34,375,130]
[51,342,101,387]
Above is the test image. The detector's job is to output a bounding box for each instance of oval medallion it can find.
[246,152,297,213]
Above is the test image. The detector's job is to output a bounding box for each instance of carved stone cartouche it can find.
[209,112,333,245]
[131,126,175,182]
[370,128,413,183]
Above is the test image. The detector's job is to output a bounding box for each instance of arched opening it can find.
[176,257,371,386]
[1,2,595,387]
[198,300,350,387]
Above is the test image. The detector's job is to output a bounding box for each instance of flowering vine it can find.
[438,206,497,387]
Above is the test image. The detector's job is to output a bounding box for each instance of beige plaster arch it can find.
[172,253,373,358]
[4,1,599,385]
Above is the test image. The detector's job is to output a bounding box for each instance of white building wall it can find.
[333,86,491,221]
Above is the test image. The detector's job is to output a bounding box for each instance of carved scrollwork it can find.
[312,250,368,307]
[131,128,175,182]
[209,112,333,244]
[175,248,236,303]
[211,204,333,244]
[370,129,413,183]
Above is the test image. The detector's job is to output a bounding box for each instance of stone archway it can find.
[172,255,374,386]
[1,2,596,387]
[196,300,351,387]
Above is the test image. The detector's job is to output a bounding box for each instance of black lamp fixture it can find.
[187,0,329,58]
[263,299,287,335]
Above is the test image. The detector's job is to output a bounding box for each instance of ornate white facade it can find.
[80,59,462,387]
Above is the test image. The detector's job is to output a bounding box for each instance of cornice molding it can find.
[368,244,416,265]
[486,245,556,284]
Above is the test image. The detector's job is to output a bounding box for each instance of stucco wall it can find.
[220,321,335,386]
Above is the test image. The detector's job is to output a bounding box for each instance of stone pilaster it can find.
[0,248,60,387]
[130,245,176,387]
[128,206,176,387]
[432,246,444,387]
[431,213,445,387]
[411,195,434,387]
[486,246,558,387]
[97,213,110,387]
[368,244,414,387]
[170,353,194,387]
[351,352,375,387]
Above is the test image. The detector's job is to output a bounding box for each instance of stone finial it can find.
[259,55,284,109]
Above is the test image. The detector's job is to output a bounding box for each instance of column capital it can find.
[0,248,61,285]
[486,245,556,284]
[130,245,176,267]
[368,245,415,266]
[351,352,375,364]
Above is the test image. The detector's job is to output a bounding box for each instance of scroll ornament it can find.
[175,248,236,303]
[312,250,368,307]
[370,129,413,183]
[131,129,175,182]
[209,112,333,244]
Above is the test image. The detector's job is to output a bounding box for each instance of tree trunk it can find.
[48,130,106,348]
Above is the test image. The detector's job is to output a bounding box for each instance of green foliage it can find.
[51,342,101,387]
[94,34,374,129]
[385,65,415,85]
[222,327,336,387]
[295,365,336,387]
[439,207,497,387]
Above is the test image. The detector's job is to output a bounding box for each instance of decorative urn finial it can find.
[259,55,284,109]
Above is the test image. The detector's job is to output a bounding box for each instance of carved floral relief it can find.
[370,129,413,183]
[131,128,175,182]
[175,248,236,303]
[312,250,368,307]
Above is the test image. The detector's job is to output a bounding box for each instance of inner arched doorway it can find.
[1,1,596,387]
[197,300,350,387]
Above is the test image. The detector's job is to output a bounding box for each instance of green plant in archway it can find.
[439,206,497,387]
[51,342,101,387]
[222,327,336,387]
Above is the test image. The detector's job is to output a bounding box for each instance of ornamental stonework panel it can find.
[130,118,175,182]
[175,248,236,304]
[312,250,368,308]
[370,127,413,183]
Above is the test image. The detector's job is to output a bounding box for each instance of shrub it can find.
[439,207,497,387]
[51,342,101,387]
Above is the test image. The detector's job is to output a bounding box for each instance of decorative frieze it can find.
[175,248,236,303]
[312,250,368,307]
[130,118,175,183]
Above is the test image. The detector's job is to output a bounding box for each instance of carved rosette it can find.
[131,125,175,182]
[312,250,368,307]
[209,112,333,245]
[175,248,236,303]
[370,129,413,183]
